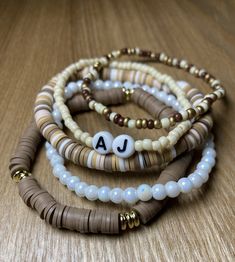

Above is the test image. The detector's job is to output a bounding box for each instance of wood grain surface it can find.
[0,0,234,261]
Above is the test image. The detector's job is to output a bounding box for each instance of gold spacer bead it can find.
[123,117,130,127]
[119,214,127,230]
[167,58,172,65]
[12,170,31,183]
[154,119,162,129]
[93,62,102,71]
[196,106,204,114]
[136,119,142,129]
[169,116,176,126]
[194,69,199,76]
[125,212,134,229]
[129,211,140,227]
[142,119,147,129]
[186,108,196,119]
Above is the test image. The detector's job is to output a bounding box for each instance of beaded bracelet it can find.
[48,84,215,204]
[54,60,192,152]
[35,78,212,172]
[80,48,225,129]
[10,120,198,234]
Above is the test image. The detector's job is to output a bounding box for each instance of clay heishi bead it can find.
[92,131,114,155]
[112,134,135,158]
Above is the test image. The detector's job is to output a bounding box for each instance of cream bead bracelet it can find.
[53,61,192,157]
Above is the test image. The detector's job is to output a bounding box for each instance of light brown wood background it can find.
[0,0,234,261]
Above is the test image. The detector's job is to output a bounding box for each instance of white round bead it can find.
[195,169,209,182]
[123,187,138,204]
[53,164,66,178]
[178,178,193,193]
[202,148,216,158]
[165,181,180,198]
[59,171,71,185]
[94,80,103,89]
[188,173,204,188]
[50,155,64,166]
[66,176,80,191]
[202,156,215,167]
[98,186,111,202]
[137,184,152,201]
[85,185,98,201]
[92,131,114,154]
[152,184,167,200]
[75,182,88,197]
[197,161,212,172]
[112,134,135,158]
[109,188,123,204]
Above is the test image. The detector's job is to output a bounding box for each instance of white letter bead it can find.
[112,134,135,158]
[92,131,113,154]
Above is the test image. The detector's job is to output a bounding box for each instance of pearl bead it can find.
[112,134,135,158]
[195,169,209,182]
[188,173,204,188]
[202,156,215,167]
[92,131,114,154]
[94,80,103,89]
[53,164,66,178]
[75,182,88,197]
[98,186,111,202]
[123,187,138,204]
[109,188,123,204]
[165,181,180,198]
[197,161,212,172]
[137,184,152,201]
[46,148,56,159]
[113,81,122,88]
[178,178,193,193]
[104,80,113,89]
[50,155,64,166]
[202,148,216,158]
[66,176,80,191]
[64,87,73,99]
[85,185,98,201]
[152,184,167,200]
[59,171,71,185]
[67,82,78,93]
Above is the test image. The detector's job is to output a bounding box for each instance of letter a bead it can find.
[112,134,135,158]
[92,131,114,154]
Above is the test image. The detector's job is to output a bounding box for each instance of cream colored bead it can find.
[110,112,117,122]
[161,118,171,129]
[80,132,90,142]
[143,139,153,151]
[152,141,162,152]
[85,136,93,147]
[128,119,136,128]
[74,129,83,140]
[89,100,96,110]
[159,136,170,148]
[135,140,143,152]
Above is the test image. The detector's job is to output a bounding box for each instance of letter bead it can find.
[112,134,135,158]
[92,131,114,154]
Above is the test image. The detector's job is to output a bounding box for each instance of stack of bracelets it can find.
[10,48,224,234]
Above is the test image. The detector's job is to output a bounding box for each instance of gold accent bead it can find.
[169,116,176,126]
[123,117,130,127]
[167,58,172,65]
[119,210,140,231]
[142,119,147,128]
[12,170,31,183]
[136,119,142,129]
[186,108,196,119]
[93,62,102,71]
[154,119,162,129]
[196,106,204,114]
[194,69,199,76]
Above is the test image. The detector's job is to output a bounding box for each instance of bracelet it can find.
[54,60,192,151]
[10,120,199,234]
[35,78,212,172]
[80,48,225,129]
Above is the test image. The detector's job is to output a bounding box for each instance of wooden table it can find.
[0,0,234,261]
